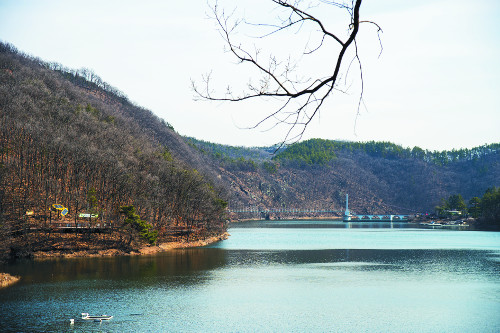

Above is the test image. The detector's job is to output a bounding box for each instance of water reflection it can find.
[232,220,476,231]
[216,220,498,250]
[1,248,228,288]
[219,248,499,281]
[233,220,417,229]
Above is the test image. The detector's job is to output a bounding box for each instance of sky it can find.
[1,0,499,151]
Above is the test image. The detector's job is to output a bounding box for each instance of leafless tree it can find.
[194,0,381,146]
[0,43,230,257]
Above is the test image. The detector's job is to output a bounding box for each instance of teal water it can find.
[1,221,499,332]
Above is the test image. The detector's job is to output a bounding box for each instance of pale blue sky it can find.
[1,0,499,151]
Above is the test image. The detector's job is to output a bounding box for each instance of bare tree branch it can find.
[193,0,379,148]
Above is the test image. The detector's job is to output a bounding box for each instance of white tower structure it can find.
[343,194,351,221]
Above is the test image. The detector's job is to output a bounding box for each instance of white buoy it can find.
[70,319,74,325]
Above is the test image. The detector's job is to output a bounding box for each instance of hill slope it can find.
[189,138,500,215]
[0,42,227,259]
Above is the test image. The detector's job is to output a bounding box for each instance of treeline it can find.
[436,189,500,228]
[186,137,282,172]
[0,41,176,135]
[273,139,500,166]
[0,42,227,259]
[0,42,129,104]
[188,134,498,215]
[273,139,337,165]
[478,187,500,227]
[186,137,275,161]
[188,136,500,172]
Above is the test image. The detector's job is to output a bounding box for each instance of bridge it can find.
[345,214,409,222]
[342,194,409,222]
[229,208,342,214]
[229,194,411,222]
[228,207,342,219]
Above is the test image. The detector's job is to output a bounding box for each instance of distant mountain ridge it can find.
[188,138,500,215]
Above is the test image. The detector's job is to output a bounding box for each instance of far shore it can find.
[230,216,342,223]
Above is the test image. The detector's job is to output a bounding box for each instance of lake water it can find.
[1,221,499,332]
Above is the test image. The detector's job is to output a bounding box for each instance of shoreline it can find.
[0,273,20,288]
[136,232,230,255]
[1,233,229,288]
[230,217,342,223]
[32,232,230,260]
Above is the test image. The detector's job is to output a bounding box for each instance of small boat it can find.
[81,313,113,320]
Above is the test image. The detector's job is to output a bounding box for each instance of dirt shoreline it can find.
[0,273,20,288]
[32,232,230,259]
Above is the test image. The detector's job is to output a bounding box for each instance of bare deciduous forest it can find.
[0,42,228,260]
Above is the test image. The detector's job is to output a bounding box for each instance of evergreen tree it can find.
[480,187,500,227]
[447,194,467,212]
[120,205,158,245]
[468,197,481,218]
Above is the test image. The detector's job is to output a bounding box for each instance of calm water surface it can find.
[1,221,499,332]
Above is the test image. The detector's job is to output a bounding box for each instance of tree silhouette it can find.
[194,0,381,145]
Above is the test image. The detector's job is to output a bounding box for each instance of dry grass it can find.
[0,273,20,288]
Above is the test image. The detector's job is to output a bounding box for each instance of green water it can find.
[1,221,499,332]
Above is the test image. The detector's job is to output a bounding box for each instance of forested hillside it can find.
[190,138,500,216]
[0,42,227,260]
